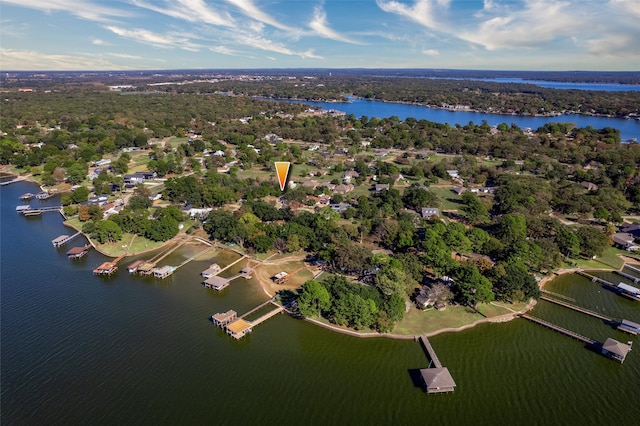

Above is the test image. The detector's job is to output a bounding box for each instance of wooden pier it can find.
[615,270,640,284]
[624,264,640,275]
[519,314,596,345]
[0,176,26,186]
[419,336,443,368]
[417,336,456,394]
[93,254,125,276]
[52,231,81,247]
[66,244,90,259]
[539,295,613,322]
[540,289,576,302]
[250,305,284,327]
[239,299,278,320]
[19,205,63,216]
[215,299,285,340]
[576,270,615,287]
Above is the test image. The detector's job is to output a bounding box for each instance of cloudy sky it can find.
[1,0,638,71]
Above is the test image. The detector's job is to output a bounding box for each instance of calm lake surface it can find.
[279,97,640,141]
[426,77,640,92]
[2,181,640,425]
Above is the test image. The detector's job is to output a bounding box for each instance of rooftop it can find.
[419,367,457,393]
[226,319,252,334]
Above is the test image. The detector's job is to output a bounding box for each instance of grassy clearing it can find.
[569,246,628,270]
[65,217,167,257]
[393,304,484,335]
[428,186,463,211]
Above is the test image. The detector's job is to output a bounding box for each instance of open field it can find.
[568,246,629,270]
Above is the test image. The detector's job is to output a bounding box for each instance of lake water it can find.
[425,77,640,92]
[2,181,640,425]
[279,97,640,141]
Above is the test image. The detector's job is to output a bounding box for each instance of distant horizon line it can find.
[2,68,639,74]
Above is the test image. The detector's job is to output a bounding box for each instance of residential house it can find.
[421,207,441,219]
[330,203,352,213]
[343,170,360,183]
[452,186,467,195]
[333,184,354,195]
[446,170,460,179]
[613,233,638,251]
[580,181,599,191]
[375,183,390,192]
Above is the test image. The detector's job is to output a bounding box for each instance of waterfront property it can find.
[127,260,145,273]
[201,263,221,278]
[93,261,118,275]
[601,338,632,363]
[52,235,70,247]
[66,245,90,259]
[136,262,156,275]
[211,310,238,327]
[240,267,253,279]
[418,336,456,394]
[617,283,640,301]
[153,265,175,279]
[225,319,253,339]
[93,255,124,276]
[204,276,230,291]
[272,271,288,284]
[617,319,640,335]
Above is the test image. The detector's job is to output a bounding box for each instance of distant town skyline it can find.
[1,0,638,71]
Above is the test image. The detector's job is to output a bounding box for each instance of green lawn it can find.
[428,186,464,211]
[568,246,628,270]
[65,217,167,257]
[393,304,485,335]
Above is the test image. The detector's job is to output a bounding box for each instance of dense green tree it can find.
[71,186,89,203]
[92,219,123,243]
[297,280,331,318]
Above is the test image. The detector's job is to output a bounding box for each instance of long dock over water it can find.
[519,314,596,345]
[52,231,82,247]
[539,295,613,322]
[417,336,456,394]
[419,336,443,368]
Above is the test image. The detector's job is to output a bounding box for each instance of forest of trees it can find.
[1,85,638,332]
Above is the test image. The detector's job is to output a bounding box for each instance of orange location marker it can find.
[274,161,291,191]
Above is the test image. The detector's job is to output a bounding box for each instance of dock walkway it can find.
[519,314,596,345]
[174,246,216,270]
[52,231,82,247]
[540,289,576,302]
[215,255,247,275]
[615,270,640,284]
[576,270,615,287]
[419,336,442,368]
[240,299,277,320]
[250,306,285,326]
[540,295,613,322]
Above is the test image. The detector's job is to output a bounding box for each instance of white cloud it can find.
[91,38,110,46]
[225,0,297,32]
[234,33,322,59]
[459,1,582,50]
[0,47,125,70]
[376,0,451,32]
[587,34,640,58]
[105,26,202,51]
[422,49,439,56]
[309,6,362,44]
[131,0,234,27]
[105,53,142,60]
[209,45,237,56]
[609,0,640,19]
[0,0,131,23]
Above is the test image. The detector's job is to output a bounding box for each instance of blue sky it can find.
[1,1,638,71]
